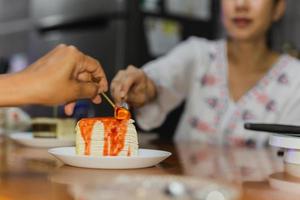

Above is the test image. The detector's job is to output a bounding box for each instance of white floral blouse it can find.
[135,37,300,146]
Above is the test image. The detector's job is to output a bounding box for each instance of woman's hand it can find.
[20,44,108,115]
[110,65,156,108]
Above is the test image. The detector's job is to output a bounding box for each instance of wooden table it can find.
[0,133,299,200]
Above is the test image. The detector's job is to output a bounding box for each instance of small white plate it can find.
[48,147,172,169]
[269,134,300,149]
[9,132,75,148]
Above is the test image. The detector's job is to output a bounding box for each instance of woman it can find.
[111,0,299,145]
[0,44,108,115]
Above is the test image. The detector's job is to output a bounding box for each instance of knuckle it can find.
[110,81,117,89]
[116,70,125,77]
[68,45,79,53]
[124,76,133,84]
[111,81,121,91]
[127,65,136,70]
[57,43,67,48]
[127,66,139,74]
[138,70,146,79]
[95,59,101,67]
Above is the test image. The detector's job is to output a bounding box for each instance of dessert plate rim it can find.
[48,146,172,169]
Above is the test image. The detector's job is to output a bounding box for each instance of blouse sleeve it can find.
[278,89,300,126]
[277,60,300,126]
[135,37,210,130]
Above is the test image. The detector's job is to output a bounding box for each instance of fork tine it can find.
[121,102,129,110]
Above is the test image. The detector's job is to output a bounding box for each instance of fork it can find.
[101,92,129,110]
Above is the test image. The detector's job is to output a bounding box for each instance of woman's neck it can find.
[227,37,278,73]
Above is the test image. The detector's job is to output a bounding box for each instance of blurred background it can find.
[0,0,299,139]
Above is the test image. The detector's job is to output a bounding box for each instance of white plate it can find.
[9,132,75,148]
[48,147,172,169]
[269,134,300,149]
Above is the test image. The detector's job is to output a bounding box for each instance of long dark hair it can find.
[267,0,282,49]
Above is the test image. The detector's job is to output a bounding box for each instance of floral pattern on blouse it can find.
[277,73,289,85]
[189,117,216,133]
[136,37,300,146]
[201,74,218,87]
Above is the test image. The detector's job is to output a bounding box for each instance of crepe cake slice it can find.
[75,117,138,157]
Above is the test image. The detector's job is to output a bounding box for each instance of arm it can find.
[278,94,300,126]
[0,44,108,114]
[0,72,38,106]
[135,38,199,130]
[277,60,300,126]
[111,37,208,130]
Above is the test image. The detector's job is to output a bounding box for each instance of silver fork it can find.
[120,101,129,110]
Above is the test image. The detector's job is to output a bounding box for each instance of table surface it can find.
[0,133,299,200]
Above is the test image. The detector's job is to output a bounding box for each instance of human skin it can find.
[0,44,108,115]
[223,0,286,101]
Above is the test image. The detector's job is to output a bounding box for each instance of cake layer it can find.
[75,117,138,157]
[76,122,137,142]
[76,141,138,150]
[76,143,138,156]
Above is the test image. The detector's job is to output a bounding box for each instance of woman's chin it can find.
[227,32,262,43]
